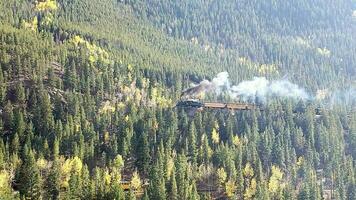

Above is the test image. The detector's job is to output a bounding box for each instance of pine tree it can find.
[0,69,6,106]
[126,188,136,200]
[18,146,42,199]
[11,133,20,154]
[0,144,4,169]
[298,184,310,200]
[349,113,356,160]
[189,181,200,200]
[188,122,197,165]
[148,162,166,200]
[81,164,94,199]
[142,189,149,200]
[3,101,13,130]
[169,169,178,200]
[45,159,60,200]
[69,169,82,199]
[64,61,78,91]
[53,137,59,160]
[14,110,25,139]
[15,82,26,105]
[136,131,150,173]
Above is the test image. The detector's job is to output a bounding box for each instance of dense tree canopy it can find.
[0,0,355,199]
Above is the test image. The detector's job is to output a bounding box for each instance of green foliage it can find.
[18,147,42,199]
[125,0,356,89]
[0,0,354,199]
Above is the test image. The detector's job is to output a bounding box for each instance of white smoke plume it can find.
[182,72,355,109]
[182,72,310,103]
[231,77,310,102]
[181,72,230,98]
[328,88,356,107]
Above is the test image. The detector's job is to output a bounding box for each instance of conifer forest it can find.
[0,0,355,199]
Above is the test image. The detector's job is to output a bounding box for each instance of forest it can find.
[0,0,355,199]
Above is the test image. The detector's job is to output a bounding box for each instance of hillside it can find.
[126,0,356,89]
[0,0,355,199]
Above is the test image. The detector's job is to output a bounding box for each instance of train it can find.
[175,99,257,110]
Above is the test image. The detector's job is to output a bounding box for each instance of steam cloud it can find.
[182,72,309,103]
[231,77,309,102]
[181,72,355,109]
[328,88,356,107]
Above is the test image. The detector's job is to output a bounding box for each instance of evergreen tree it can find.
[188,122,197,166]
[18,146,42,199]
[168,168,178,200]
[136,131,150,173]
[45,159,60,200]
[149,162,166,200]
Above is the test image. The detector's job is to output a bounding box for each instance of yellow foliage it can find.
[117,102,125,109]
[151,88,158,99]
[0,170,10,190]
[127,64,133,72]
[239,57,248,64]
[142,78,150,88]
[125,115,130,122]
[225,179,236,198]
[243,162,254,178]
[150,86,173,108]
[211,128,220,144]
[0,169,15,198]
[71,156,83,174]
[24,17,38,32]
[111,169,121,183]
[131,171,141,190]
[268,165,284,194]
[75,124,81,132]
[104,132,110,143]
[166,158,174,179]
[99,101,116,114]
[89,55,96,63]
[232,135,240,146]
[217,167,227,185]
[41,13,54,27]
[72,35,85,46]
[156,96,173,107]
[317,47,331,57]
[134,88,142,104]
[239,56,279,75]
[104,170,111,185]
[37,158,48,170]
[297,156,303,166]
[60,157,83,188]
[70,35,111,64]
[36,0,58,12]
[113,154,124,169]
[127,72,132,82]
[61,159,72,175]
[244,178,257,199]
[61,158,72,188]
[258,64,279,75]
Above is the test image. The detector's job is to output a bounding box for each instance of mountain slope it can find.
[0,0,355,200]
[126,0,356,89]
